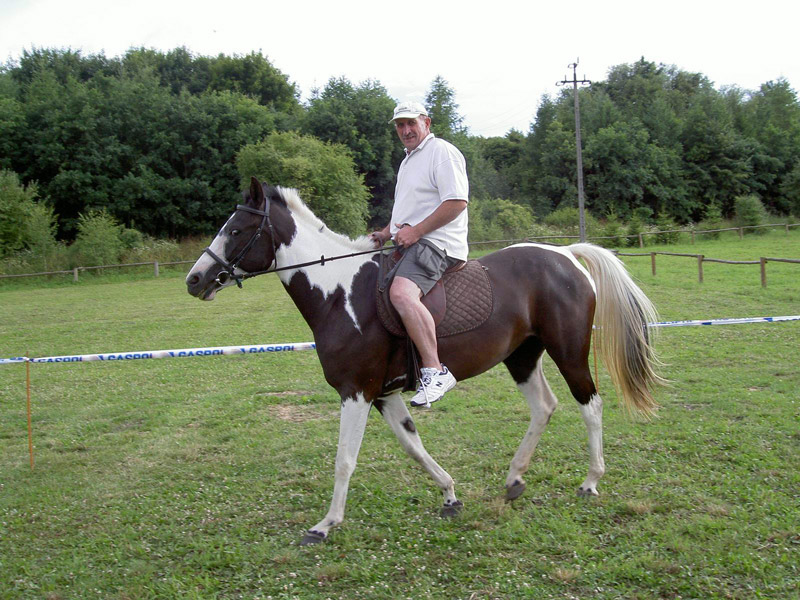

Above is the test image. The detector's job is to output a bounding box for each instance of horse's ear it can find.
[262,182,287,207]
[248,177,264,207]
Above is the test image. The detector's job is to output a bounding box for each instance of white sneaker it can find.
[410,366,457,408]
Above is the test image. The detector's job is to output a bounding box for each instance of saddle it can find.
[376,249,494,338]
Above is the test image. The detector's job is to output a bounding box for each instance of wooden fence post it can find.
[651,252,656,276]
[154,261,159,277]
[73,268,79,282]
[760,257,767,288]
[738,228,744,240]
[697,255,704,283]
[638,233,644,248]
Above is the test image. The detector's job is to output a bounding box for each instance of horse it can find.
[186,177,662,545]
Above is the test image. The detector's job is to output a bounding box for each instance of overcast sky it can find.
[2,0,798,138]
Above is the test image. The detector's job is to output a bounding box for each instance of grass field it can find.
[1,229,798,599]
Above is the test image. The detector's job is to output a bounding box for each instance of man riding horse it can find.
[370,101,469,408]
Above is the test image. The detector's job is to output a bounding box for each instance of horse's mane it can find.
[277,186,375,252]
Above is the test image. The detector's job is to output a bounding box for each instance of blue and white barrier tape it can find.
[2,315,798,366]
[650,315,800,328]
[0,342,317,365]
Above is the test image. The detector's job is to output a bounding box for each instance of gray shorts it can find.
[393,240,462,295]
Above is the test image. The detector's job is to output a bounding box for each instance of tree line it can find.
[1,48,799,260]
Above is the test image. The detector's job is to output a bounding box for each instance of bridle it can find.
[202,195,389,289]
[202,197,277,289]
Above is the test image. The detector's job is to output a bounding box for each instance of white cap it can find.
[389,101,428,123]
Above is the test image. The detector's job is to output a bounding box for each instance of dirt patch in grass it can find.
[267,403,326,423]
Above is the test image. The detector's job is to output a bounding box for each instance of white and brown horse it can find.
[186,178,662,545]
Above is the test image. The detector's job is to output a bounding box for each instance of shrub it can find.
[0,170,53,256]
[526,222,565,244]
[119,227,145,250]
[734,194,768,234]
[599,214,626,248]
[543,206,599,239]
[71,210,125,266]
[697,201,723,240]
[494,200,534,239]
[121,237,182,263]
[624,206,653,247]
[655,213,681,245]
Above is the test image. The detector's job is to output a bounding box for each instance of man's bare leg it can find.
[389,276,441,368]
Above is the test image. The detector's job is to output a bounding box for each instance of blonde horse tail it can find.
[568,243,664,417]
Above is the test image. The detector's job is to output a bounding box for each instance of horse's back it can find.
[437,244,596,380]
[479,243,595,311]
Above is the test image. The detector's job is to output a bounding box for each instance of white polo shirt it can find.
[390,133,470,261]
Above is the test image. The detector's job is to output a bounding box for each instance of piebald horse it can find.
[186,178,662,545]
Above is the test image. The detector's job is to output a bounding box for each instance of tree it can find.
[236,132,370,237]
[425,75,465,139]
[0,170,57,261]
[475,130,526,200]
[735,79,800,214]
[0,170,37,255]
[302,77,401,225]
[7,55,279,238]
[0,93,24,171]
[206,51,300,113]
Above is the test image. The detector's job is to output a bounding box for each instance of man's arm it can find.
[394,199,467,247]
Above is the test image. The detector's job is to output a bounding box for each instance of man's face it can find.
[394,116,431,152]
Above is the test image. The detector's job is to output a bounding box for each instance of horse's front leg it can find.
[375,392,462,517]
[300,394,372,545]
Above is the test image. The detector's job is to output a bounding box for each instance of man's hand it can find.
[369,229,390,249]
[394,223,421,247]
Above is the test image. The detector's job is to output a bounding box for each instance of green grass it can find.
[1,230,798,599]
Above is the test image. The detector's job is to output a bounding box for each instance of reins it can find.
[244,246,390,279]
[204,198,389,288]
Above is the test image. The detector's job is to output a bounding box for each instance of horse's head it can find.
[186,177,289,300]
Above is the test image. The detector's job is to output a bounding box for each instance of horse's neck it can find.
[275,216,376,334]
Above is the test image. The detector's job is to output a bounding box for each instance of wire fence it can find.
[0,260,196,281]
[1,222,798,282]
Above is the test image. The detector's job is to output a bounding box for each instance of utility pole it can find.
[557,60,591,242]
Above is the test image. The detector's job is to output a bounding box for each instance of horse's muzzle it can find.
[186,271,219,301]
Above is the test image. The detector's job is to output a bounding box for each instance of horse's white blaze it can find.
[185,217,245,296]
[186,219,233,283]
[506,242,597,295]
[275,188,376,332]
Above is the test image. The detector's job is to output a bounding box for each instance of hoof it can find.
[299,530,326,546]
[440,500,463,518]
[577,486,599,497]
[505,480,526,502]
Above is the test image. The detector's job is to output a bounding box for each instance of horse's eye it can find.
[230,229,241,236]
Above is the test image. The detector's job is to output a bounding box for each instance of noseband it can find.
[202,198,276,288]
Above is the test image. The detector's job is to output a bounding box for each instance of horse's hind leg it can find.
[503,341,558,501]
[545,333,605,497]
[577,393,604,496]
[374,392,462,517]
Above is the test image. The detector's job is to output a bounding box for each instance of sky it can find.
[2,0,799,138]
